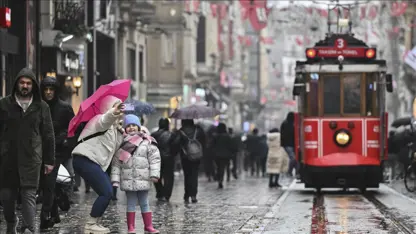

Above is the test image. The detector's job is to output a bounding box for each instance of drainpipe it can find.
[93,5,97,92]
[35,0,41,81]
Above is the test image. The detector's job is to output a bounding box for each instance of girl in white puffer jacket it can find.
[111,114,161,234]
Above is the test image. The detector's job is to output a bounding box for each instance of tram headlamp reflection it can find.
[335,131,350,146]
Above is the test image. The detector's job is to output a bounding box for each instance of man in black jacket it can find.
[151,118,177,202]
[39,76,75,230]
[0,68,55,233]
[280,112,297,176]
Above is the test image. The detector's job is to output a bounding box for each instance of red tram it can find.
[292,33,393,192]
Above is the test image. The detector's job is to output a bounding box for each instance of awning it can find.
[0,30,18,54]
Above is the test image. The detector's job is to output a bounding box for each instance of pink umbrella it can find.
[68,79,132,137]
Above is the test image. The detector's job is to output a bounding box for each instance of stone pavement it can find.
[0,174,287,233]
[387,179,416,200]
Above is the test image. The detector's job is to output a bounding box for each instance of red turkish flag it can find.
[319,9,328,18]
[193,0,200,13]
[391,2,407,17]
[239,0,269,31]
[219,4,228,19]
[260,36,273,44]
[185,0,191,12]
[295,37,303,46]
[248,6,270,31]
[360,6,366,19]
[368,5,378,20]
[241,7,249,20]
[210,3,218,17]
[245,36,252,47]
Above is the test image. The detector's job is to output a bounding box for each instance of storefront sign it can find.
[0,7,11,28]
[57,51,81,76]
[64,53,79,71]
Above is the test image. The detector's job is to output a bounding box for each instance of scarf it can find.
[117,132,157,163]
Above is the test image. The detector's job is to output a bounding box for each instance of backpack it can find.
[65,121,108,151]
[180,129,203,161]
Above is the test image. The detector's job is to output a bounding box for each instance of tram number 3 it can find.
[335,38,346,49]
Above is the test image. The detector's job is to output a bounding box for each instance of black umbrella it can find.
[391,117,411,128]
[170,104,220,119]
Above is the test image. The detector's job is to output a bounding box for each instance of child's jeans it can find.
[126,190,150,213]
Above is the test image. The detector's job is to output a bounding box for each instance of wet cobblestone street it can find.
[0,175,286,234]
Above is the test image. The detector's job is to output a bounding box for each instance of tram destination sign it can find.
[315,47,366,58]
[306,38,375,59]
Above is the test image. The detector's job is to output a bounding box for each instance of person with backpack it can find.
[71,95,125,233]
[151,118,178,202]
[174,119,206,203]
[39,76,75,230]
[111,114,161,234]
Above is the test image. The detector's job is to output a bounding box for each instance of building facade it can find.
[0,0,38,96]
[145,1,185,128]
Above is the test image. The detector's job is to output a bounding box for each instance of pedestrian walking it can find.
[0,68,55,233]
[111,114,161,234]
[257,135,269,177]
[246,128,262,176]
[203,125,217,182]
[212,123,234,189]
[71,95,125,233]
[151,118,178,202]
[280,112,297,177]
[266,128,289,188]
[175,119,206,203]
[39,76,75,230]
[226,128,240,181]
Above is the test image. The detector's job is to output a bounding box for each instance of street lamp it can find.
[72,76,82,96]
[170,8,176,16]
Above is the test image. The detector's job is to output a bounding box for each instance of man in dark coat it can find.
[246,128,262,176]
[280,112,296,176]
[0,68,55,233]
[152,118,177,202]
[226,128,240,181]
[39,76,74,230]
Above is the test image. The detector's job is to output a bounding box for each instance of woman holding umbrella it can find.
[71,95,126,233]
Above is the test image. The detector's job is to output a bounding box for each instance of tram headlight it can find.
[334,130,351,147]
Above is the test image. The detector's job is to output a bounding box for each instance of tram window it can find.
[366,73,378,116]
[308,73,319,116]
[323,76,341,114]
[343,74,361,114]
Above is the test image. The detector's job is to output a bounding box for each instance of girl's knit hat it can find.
[124,114,141,128]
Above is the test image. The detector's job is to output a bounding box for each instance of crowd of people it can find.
[0,68,298,234]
